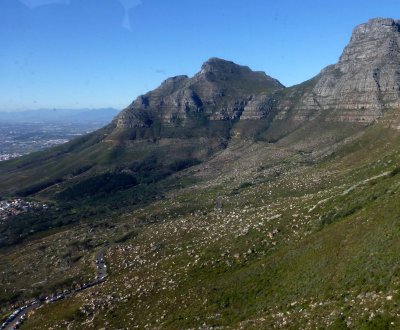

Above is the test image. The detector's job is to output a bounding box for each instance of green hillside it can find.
[1,119,400,329]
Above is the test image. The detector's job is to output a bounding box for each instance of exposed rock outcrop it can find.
[276,18,400,123]
[115,58,284,129]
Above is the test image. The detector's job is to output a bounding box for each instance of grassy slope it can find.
[3,122,397,329]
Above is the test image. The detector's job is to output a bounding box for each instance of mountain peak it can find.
[115,58,283,130]
[202,57,235,66]
[204,57,230,64]
[199,57,251,75]
[352,18,399,38]
[346,18,400,50]
[338,17,400,72]
[276,17,400,124]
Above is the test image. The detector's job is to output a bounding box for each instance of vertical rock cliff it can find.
[275,18,400,123]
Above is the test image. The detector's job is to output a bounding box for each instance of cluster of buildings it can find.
[0,122,75,163]
[0,138,69,163]
[0,153,22,162]
[0,199,48,222]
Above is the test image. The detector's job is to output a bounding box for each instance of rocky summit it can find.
[276,18,400,124]
[3,18,400,329]
[115,58,284,129]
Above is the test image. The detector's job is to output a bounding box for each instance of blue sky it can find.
[1,0,400,111]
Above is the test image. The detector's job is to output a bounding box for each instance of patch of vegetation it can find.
[17,177,64,196]
[0,291,22,307]
[58,172,138,199]
[389,166,400,177]
[319,203,363,227]
[358,314,394,329]
[231,181,254,195]
[330,316,350,329]
[114,230,138,243]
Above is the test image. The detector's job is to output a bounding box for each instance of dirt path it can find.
[308,171,391,213]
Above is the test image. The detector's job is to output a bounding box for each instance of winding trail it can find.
[308,171,391,213]
[1,250,107,330]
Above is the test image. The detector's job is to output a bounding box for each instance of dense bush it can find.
[17,177,64,196]
[58,173,138,199]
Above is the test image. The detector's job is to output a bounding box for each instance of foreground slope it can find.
[11,123,400,329]
[1,18,400,329]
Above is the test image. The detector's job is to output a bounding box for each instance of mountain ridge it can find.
[112,17,400,145]
[115,57,284,131]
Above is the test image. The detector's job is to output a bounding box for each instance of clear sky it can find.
[1,0,400,111]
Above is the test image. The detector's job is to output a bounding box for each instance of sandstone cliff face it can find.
[115,58,284,129]
[276,18,400,123]
[116,17,400,135]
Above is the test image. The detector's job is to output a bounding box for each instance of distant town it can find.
[0,122,108,161]
[0,122,83,161]
[0,108,118,162]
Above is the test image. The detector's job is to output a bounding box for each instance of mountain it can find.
[0,58,284,199]
[274,18,400,124]
[117,58,283,126]
[113,19,400,142]
[112,57,283,139]
[2,18,400,329]
[0,108,119,125]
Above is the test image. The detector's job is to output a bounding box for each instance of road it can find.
[1,250,107,330]
[95,250,107,281]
